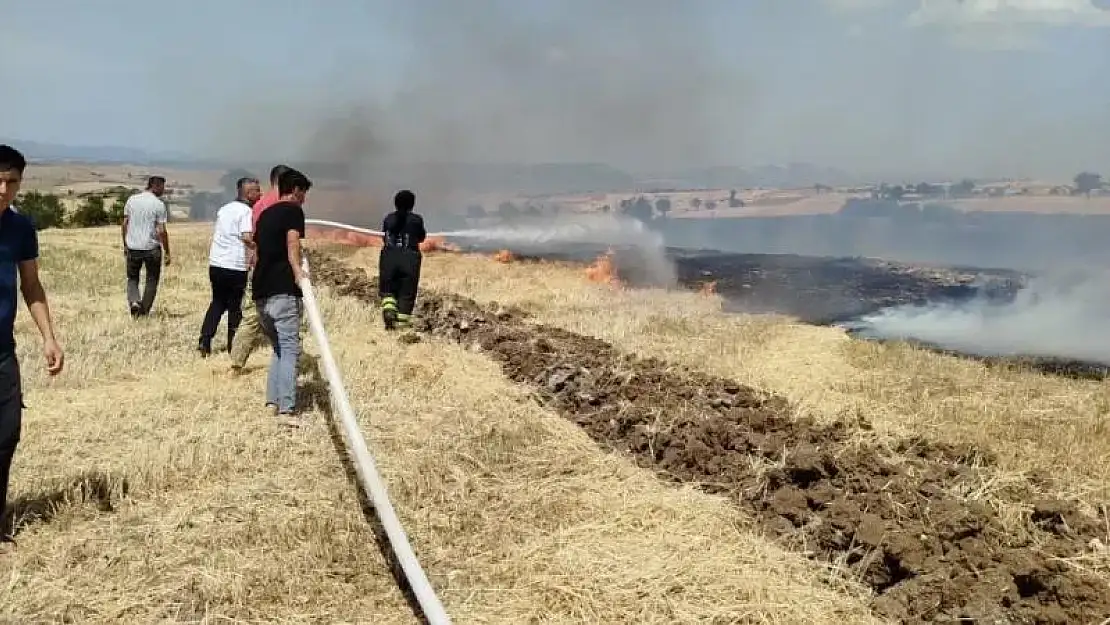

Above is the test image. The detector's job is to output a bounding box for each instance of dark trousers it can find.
[0,351,23,535]
[199,266,249,350]
[126,247,163,315]
[379,247,422,315]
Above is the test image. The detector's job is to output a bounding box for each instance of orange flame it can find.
[419,235,459,253]
[493,249,516,263]
[699,280,717,296]
[585,249,622,287]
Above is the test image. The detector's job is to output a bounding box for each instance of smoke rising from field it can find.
[845,270,1110,363]
[203,0,745,220]
[445,211,678,287]
[196,0,748,284]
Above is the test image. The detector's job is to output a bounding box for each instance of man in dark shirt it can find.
[0,145,64,545]
[251,167,310,426]
[379,189,426,330]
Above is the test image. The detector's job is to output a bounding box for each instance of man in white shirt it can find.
[121,176,172,318]
[197,177,261,356]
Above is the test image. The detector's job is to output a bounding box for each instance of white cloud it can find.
[908,0,1110,28]
[823,0,895,10]
[822,0,1110,49]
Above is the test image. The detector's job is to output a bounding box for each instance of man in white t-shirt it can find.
[197,177,261,356]
[121,176,172,317]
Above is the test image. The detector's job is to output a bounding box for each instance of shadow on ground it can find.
[2,470,129,537]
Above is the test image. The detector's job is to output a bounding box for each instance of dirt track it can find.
[308,249,1110,624]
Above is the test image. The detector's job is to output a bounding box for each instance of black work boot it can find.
[382,308,398,330]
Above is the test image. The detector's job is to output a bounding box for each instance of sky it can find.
[3,0,1110,180]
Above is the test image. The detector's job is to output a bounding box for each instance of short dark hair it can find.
[147,175,166,188]
[277,168,312,196]
[0,145,27,175]
[269,164,291,185]
[236,177,260,193]
[394,189,415,212]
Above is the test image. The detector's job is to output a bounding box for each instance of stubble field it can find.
[1,222,1107,623]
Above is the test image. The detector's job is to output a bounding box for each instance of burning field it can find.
[309,246,1110,624]
[311,220,1110,378]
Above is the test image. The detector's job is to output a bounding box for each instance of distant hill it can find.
[290,160,640,195]
[291,160,863,195]
[0,138,209,167]
[654,163,861,189]
[1,137,868,192]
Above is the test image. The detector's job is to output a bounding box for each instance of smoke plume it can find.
[203,0,748,226]
[844,269,1110,363]
[446,211,678,287]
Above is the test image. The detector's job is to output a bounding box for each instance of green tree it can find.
[70,195,110,228]
[950,179,975,198]
[1074,172,1102,198]
[16,191,66,230]
[107,187,135,225]
[219,168,257,198]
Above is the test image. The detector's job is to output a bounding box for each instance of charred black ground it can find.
[307,247,1110,625]
[456,242,1106,380]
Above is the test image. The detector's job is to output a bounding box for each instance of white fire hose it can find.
[298,254,452,625]
[305,218,455,239]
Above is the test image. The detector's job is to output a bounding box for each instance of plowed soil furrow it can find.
[307,250,1110,625]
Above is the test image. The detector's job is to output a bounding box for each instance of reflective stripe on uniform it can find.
[381,296,398,311]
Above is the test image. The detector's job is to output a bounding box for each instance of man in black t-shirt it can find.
[251,167,311,426]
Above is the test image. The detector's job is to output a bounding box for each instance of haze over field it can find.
[3,0,1110,181]
[7,0,1110,365]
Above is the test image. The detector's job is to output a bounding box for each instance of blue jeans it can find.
[256,294,302,414]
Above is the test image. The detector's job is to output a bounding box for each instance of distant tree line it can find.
[871,172,1107,201]
[189,168,257,221]
[15,186,137,230]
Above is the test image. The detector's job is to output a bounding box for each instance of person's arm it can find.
[17,229,63,375]
[414,214,427,245]
[156,201,171,264]
[121,198,131,251]
[287,207,306,283]
[239,209,255,248]
[239,209,256,266]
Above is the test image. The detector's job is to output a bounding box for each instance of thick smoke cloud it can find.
[846,269,1110,363]
[203,0,748,224]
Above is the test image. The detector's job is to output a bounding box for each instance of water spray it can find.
[306,213,679,288]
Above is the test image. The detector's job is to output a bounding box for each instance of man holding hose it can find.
[252,167,311,425]
[379,189,426,330]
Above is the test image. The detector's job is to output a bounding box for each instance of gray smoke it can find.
[845,269,1110,363]
[202,0,747,214]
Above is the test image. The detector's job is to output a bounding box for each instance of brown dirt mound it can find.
[306,249,1110,625]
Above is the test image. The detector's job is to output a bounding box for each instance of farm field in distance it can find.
[4,160,1110,623]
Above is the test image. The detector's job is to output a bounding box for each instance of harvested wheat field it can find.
[319,239,1110,624]
[0,222,890,624]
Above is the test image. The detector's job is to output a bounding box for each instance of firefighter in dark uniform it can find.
[379,189,426,330]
